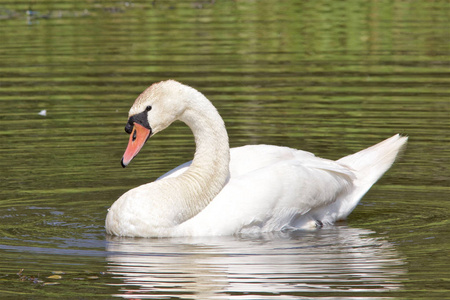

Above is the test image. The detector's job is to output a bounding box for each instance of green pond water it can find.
[0,0,449,298]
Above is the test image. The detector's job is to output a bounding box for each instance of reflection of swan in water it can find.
[106,226,405,299]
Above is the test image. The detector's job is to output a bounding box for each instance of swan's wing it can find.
[175,155,354,236]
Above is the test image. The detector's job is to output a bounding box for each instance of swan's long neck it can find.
[171,87,230,223]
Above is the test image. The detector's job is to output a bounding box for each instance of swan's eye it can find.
[145,105,152,112]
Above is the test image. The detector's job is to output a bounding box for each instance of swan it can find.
[106,80,407,237]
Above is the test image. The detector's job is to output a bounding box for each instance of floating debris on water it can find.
[43,282,60,286]
[13,269,111,288]
[51,271,65,275]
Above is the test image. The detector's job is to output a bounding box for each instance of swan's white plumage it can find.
[106,80,407,237]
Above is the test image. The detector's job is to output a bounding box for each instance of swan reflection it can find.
[106,226,405,299]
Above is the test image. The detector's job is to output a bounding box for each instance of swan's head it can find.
[121,80,189,167]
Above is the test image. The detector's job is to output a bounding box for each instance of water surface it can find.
[0,0,449,298]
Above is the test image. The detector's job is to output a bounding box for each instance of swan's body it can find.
[106,80,407,237]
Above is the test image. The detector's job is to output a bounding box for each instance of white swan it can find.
[106,80,407,237]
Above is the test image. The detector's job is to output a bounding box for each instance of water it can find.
[0,0,449,298]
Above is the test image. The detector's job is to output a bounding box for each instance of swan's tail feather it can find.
[338,134,407,181]
[336,134,408,220]
[318,134,408,223]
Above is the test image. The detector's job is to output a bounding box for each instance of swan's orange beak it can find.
[121,123,151,168]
